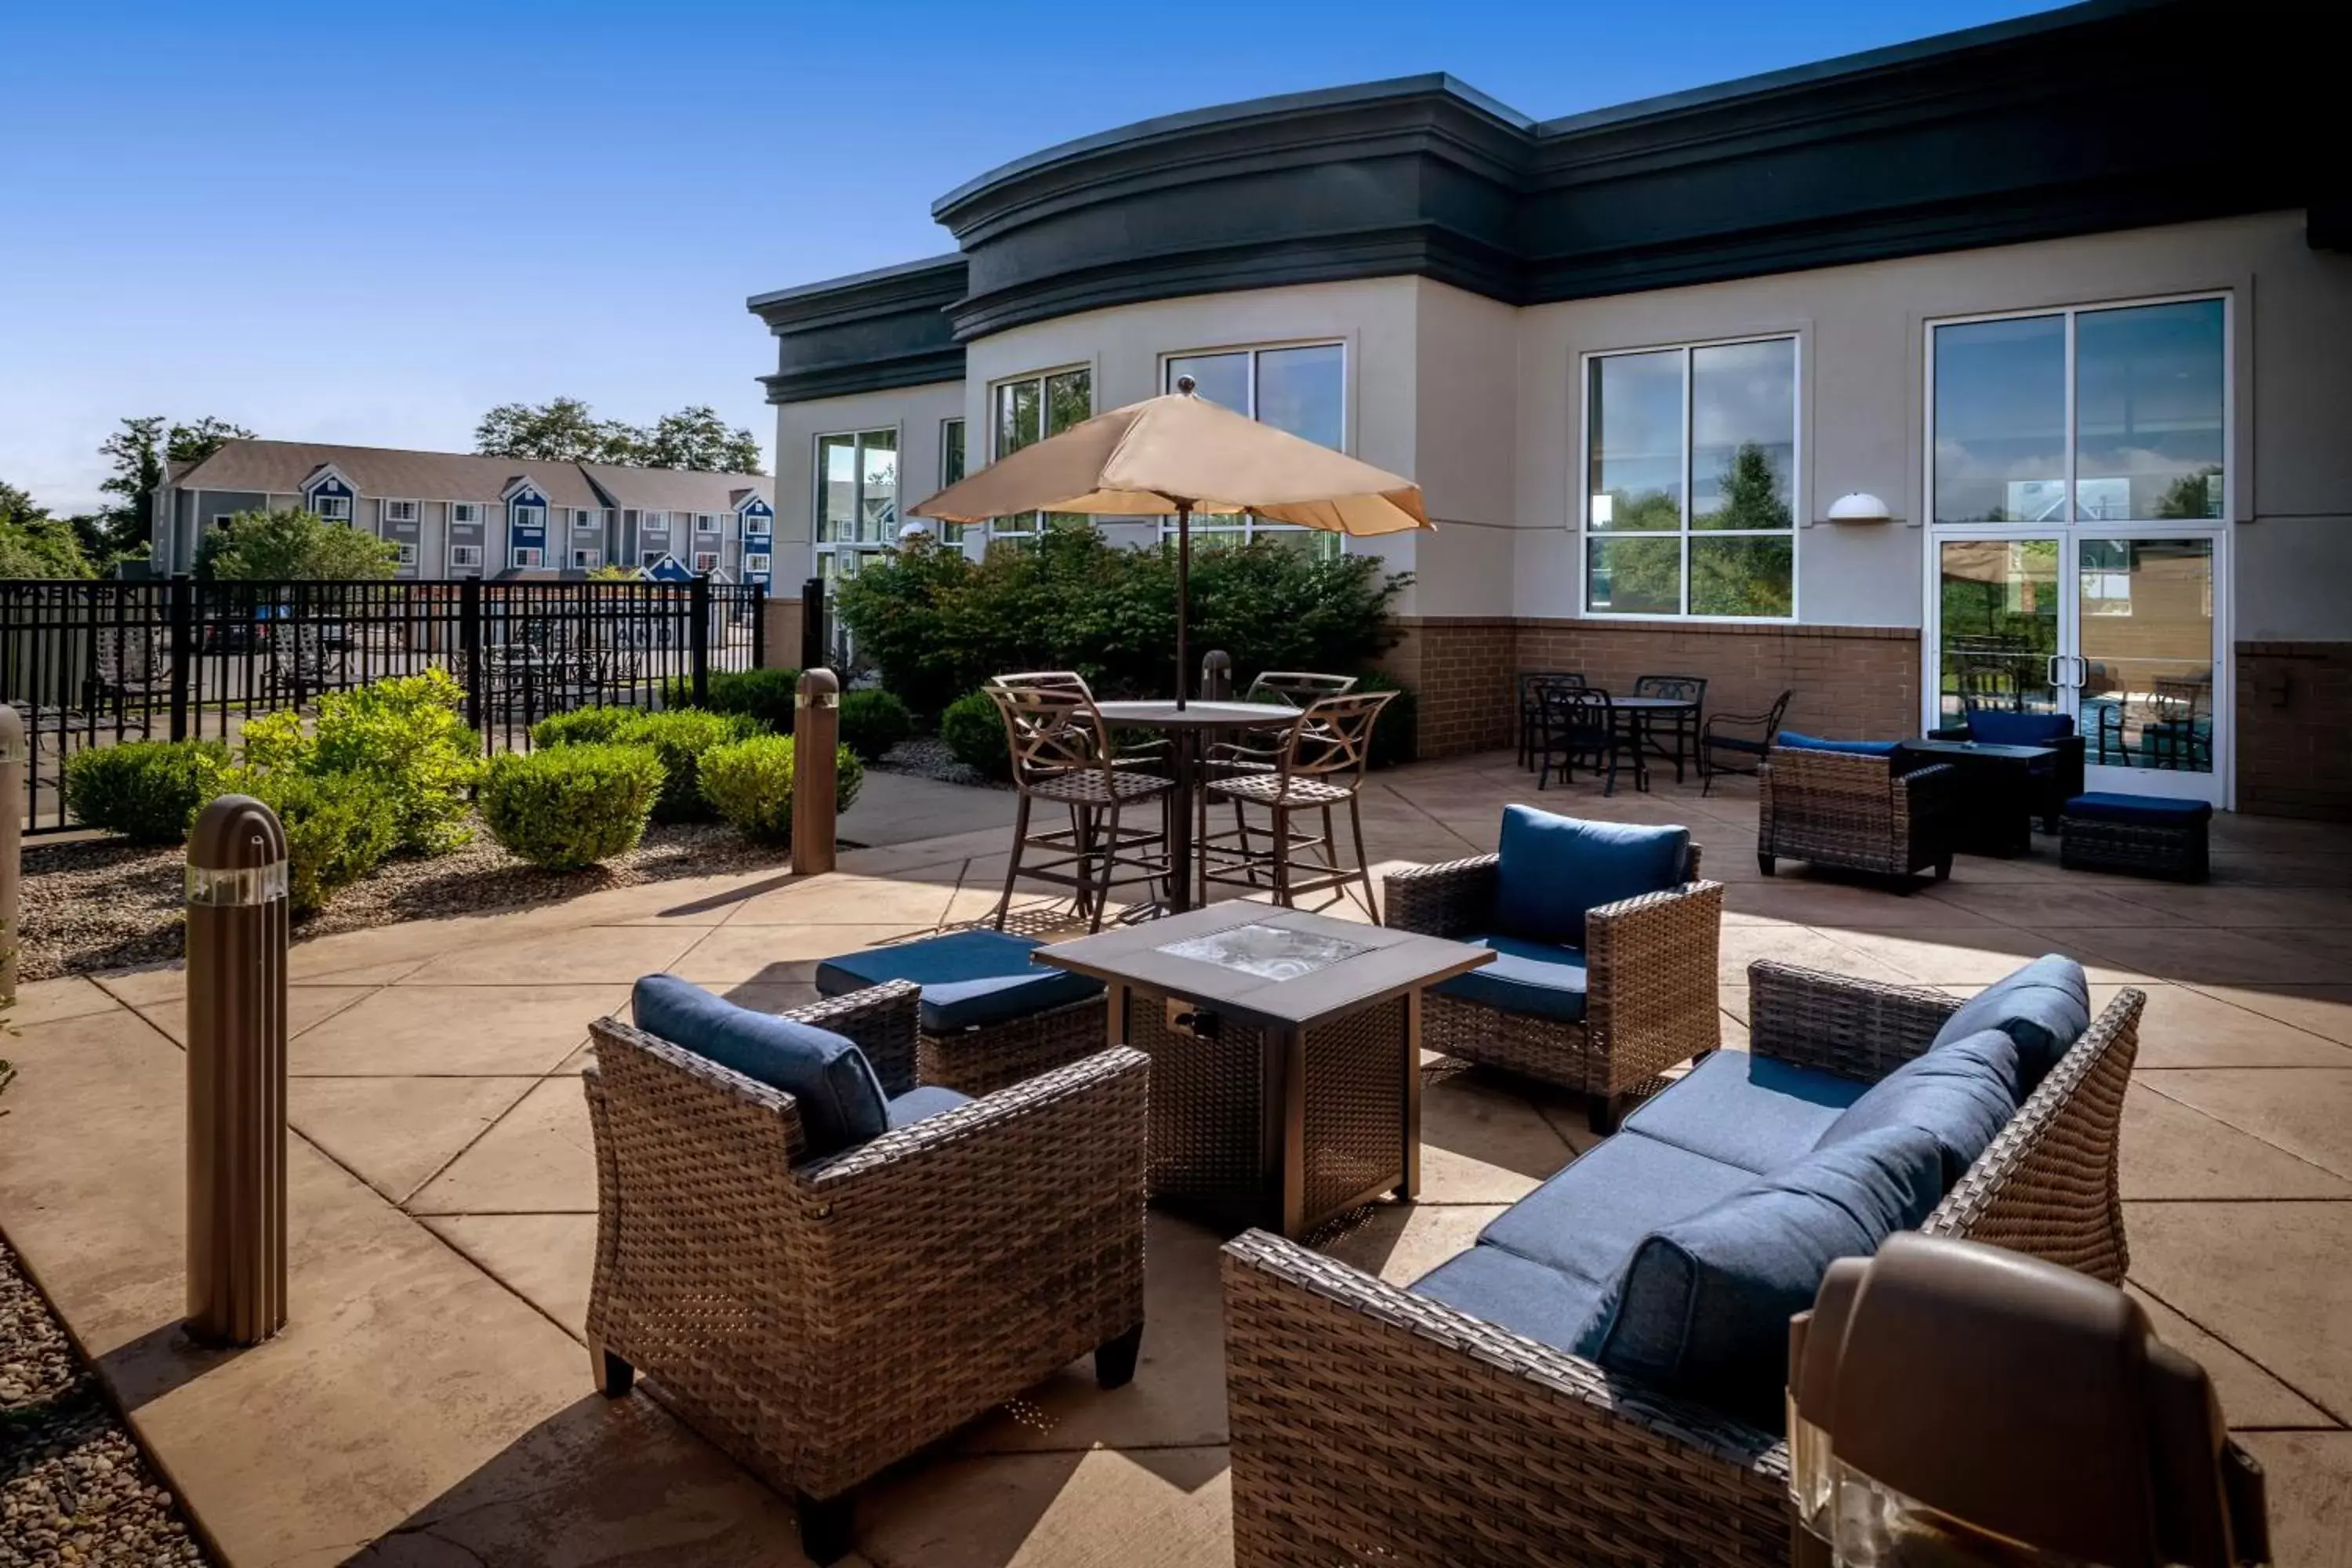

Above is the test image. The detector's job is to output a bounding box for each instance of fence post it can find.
[1,705,22,1002]
[167,574,194,743]
[750,581,766,670]
[792,670,839,877]
[185,794,289,1347]
[459,579,483,732]
[800,576,826,673]
[689,573,712,707]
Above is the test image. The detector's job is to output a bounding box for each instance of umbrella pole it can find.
[1174,503,1190,710]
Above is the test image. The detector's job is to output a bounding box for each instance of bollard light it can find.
[1200,650,1233,702]
[1788,1232,2269,1567]
[1,705,23,1001]
[792,668,840,877]
[186,794,291,1346]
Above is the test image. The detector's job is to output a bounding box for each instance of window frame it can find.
[744,551,772,575]
[641,510,670,535]
[1156,340,1348,556]
[510,503,546,532]
[1923,291,2234,531]
[311,493,353,522]
[572,506,606,533]
[984,365,1093,542]
[692,549,720,575]
[572,546,601,571]
[510,546,543,569]
[811,424,902,575]
[448,543,484,570]
[694,512,720,536]
[381,498,419,526]
[448,501,483,528]
[394,542,419,567]
[1577,330,1803,622]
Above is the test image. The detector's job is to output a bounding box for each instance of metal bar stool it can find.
[987,680,1175,933]
[1199,689,1395,919]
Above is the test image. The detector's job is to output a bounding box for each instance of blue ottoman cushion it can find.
[632,975,888,1157]
[1775,731,1901,758]
[815,929,1105,1035]
[1572,1124,1947,1425]
[1931,954,2092,1091]
[1966,710,2074,746]
[1621,1049,1872,1174]
[884,1083,975,1130]
[1819,1027,2020,1183]
[1431,934,1588,1023]
[1494,805,1690,946]
[1409,1244,1608,1355]
[1479,1131,1755,1287]
[2064,792,2214,826]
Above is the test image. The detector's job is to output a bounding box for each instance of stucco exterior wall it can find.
[771,380,967,568]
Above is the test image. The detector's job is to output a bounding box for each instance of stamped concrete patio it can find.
[3,757,2348,1566]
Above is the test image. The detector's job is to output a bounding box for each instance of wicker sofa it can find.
[583,979,1148,1563]
[1386,811,1722,1134]
[1222,960,2142,1568]
[1759,741,1959,885]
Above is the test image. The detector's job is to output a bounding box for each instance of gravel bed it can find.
[14,819,789,985]
[866,735,1003,790]
[0,1236,212,1566]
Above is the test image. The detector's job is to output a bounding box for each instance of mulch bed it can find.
[14,818,789,985]
[0,1237,211,1566]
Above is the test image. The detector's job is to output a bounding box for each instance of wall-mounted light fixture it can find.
[1824,492,1893,524]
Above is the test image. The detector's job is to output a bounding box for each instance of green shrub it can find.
[697,667,801,733]
[1352,671,1419,770]
[698,735,866,844]
[531,706,641,748]
[835,530,1409,717]
[64,740,229,843]
[837,688,913,761]
[938,689,1010,781]
[481,746,662,870]
[203,765,401,916]
[306,669,481,855]
[612,709,743,822]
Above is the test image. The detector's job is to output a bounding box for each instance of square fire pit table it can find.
[1898,737,2060,856]
[1035,905,1493,1239]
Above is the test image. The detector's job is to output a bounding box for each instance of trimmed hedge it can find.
[698,736,866,844]
[530,706,638,748]
[699,667,801,734]
[201,764,400,916]
[303,668,481,855]
[615,710,743,822]
[938,689,1009,780]
[63,740,229,843]
[837,688,913,761]
[482,746,662,869]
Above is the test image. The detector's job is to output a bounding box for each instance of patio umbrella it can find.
[909,377,1429,707]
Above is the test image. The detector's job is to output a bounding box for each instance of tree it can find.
[0,480,94,579]
[639,406,764,474]
[167,416,253,467]
[198,508,399,580]
[91,413,255,563]
[474,397,764,474]
[474,397,641,465]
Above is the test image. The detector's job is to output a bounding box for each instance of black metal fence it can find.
[2,575,765,833]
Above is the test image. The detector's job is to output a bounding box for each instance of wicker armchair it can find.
[1385,844,1721,1132]
[1758,746,1958,885]
[1221,965,2143,1568]
[583,980,1149,1563]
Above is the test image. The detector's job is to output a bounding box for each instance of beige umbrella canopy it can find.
[911,378,1430,703]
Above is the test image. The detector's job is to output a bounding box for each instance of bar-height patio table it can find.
[1095,698,1298,913]
[1036,903,1493,1238]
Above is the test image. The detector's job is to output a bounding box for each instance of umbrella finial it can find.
[1174,374,1197,396]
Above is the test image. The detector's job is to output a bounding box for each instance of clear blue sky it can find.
[1,0,2054,514]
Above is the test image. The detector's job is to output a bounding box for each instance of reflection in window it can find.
[938,418,969,543]
[989,368,1092,539]
[1163,343,1345,557]
[1587,337,1796,617]
[1933,300,2226,524]
[815,427,896,580]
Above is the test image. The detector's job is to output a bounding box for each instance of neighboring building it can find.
[154,441,775,588]
[747,0,2348,818]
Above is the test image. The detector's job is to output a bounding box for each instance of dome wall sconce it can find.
[1820,492,1899,527]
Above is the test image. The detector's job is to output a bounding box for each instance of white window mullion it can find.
[1680,344,1695,617]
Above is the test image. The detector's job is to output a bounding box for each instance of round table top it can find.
[1095,699,1300,730]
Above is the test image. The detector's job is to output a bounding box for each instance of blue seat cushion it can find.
[2064,792,2214,826]
[1431,934,1588,1023]
[1479,1131,1755,1287]
[1775,731,1900,758]
[1409,1243,1608,1355]
[1965,710,2074,746]
[1930,954,2092,1091]
[1622,1050,1871,1174]
[632,975,888,1157]
[1493,805,1690,946]
[814,929,1105,1036]
[1572,1125,1947,1425]
[1819,1028,2020,1185]
[884,1083,975,1131]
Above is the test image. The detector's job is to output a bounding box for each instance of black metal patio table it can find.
[1606,695,1699,793]
[1094,699,1299,914]
[1897,738,2060,856]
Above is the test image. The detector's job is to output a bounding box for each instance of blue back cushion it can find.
[632,975,889,1157]
[1931,955,2091,1092]
[1573,1126,1946,1425]
[1493,805,1690,946]
[1968,710,2074,746]
[1820,1028,2020,1185]
[1775,731,1900,758]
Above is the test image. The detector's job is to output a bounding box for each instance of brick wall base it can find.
[2237,641,2352,821]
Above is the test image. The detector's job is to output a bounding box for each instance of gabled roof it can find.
[168,440,746,514]
[577,463,773,514]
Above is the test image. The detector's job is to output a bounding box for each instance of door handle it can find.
[2045,654,2063,689]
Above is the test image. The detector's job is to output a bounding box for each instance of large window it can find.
[815,427,898,583]
[938,418,970,543]
[1932,297,2227,524]
[1163,343,1345,556]
[989,368,1091,539]
[1584,336,1797,618]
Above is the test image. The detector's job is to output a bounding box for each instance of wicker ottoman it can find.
[2060,792,2212,881]
[815,929,1107,1095]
